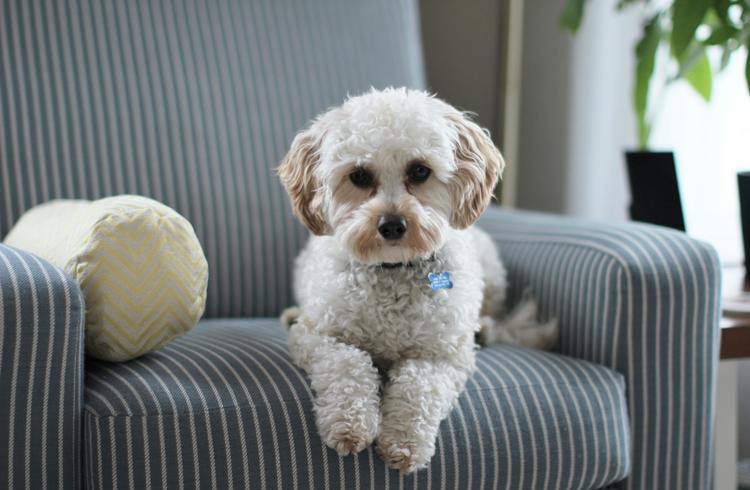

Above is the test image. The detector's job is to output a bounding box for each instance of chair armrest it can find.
[478,206,721,490]
[0,244,85,490]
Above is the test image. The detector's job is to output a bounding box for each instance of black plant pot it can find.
[737,172,750,271]
[625,151,686,231]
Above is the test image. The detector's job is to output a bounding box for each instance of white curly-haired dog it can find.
[278,88,556,473]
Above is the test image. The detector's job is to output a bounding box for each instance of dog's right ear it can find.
[277,127,329,235]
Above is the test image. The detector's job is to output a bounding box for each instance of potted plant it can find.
[560,0,750,231]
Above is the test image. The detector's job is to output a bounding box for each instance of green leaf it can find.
[634,17,661,149]
[719,43,733,70]
[672,0,711,58]
[746,40,750,95]
[712,0,730,21]
[704,24,738,44]
[684,49,713,100]
[560,0,588,33]
[675,41,705,77]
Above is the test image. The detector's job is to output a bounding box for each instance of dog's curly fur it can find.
[278,88,556,472]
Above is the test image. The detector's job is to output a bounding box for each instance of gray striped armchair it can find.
[0,0,721,489]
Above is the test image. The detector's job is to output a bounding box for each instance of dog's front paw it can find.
[316,397,380,456]
[322,418,378,456]
[376,432,431,473]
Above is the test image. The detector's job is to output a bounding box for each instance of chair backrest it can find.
[0,0,426,317]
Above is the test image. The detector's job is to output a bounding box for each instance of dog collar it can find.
[378,254,437,269]
[379,261,410,269]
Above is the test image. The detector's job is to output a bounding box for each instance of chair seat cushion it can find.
[84,318,630,490]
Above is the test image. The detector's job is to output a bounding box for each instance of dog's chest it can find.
[325,262,472,361]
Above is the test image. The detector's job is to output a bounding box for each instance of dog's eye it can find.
[349,167,374,188]
[406,162,431,184]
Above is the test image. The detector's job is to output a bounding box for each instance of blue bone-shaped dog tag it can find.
[428,272,453,291]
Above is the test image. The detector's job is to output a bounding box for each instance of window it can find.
[650,51,750,264]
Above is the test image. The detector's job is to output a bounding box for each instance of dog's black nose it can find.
[378,215,407,240]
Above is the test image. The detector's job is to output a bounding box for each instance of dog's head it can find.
[278,88,504,264]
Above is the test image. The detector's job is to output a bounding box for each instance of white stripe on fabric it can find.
[0,40,12,227]
[112,363,170,489]
[159,343,240,490]
[85,417,93,490]
[10,249,42,490]
[145,356,205,488]
[88,372,151,488]
[108,417,119,489]
[467,377,500,489]
[226,328,330,489]
[461,386,486,489]
[95,413,104,490]
[104,365,167,487]
[28,254,57,490]
[475,356,524,489]
[501,348,563,490]
[663,231,717,489]
[129,360,187,489]
[482,352,545,489]
[212,331,319,490]
[642,228,686,487]
[162,336,281,485]
[452,401,473,489]
[164,343,251,489]
[54,265,77,489]
[0,249,26,490]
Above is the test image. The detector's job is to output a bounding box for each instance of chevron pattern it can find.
[70,196,208,361]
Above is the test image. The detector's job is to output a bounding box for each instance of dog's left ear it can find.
[447,112,505,229]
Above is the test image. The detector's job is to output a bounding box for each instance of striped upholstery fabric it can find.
[0,0,425,318]
[0,244,86,490]
[84,318,630,490]
[478,206,722,490]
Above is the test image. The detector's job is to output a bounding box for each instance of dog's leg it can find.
[288,319,381,456]
[376,345,475,472]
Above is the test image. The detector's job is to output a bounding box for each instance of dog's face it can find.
[278,88,504,264]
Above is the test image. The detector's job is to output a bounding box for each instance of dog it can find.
[277,88,556,473]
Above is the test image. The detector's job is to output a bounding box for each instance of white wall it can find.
[419,0,504,145]
[517,0,639,218]
[516,0,572,213]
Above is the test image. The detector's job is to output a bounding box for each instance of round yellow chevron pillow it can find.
[4,195,208,362]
